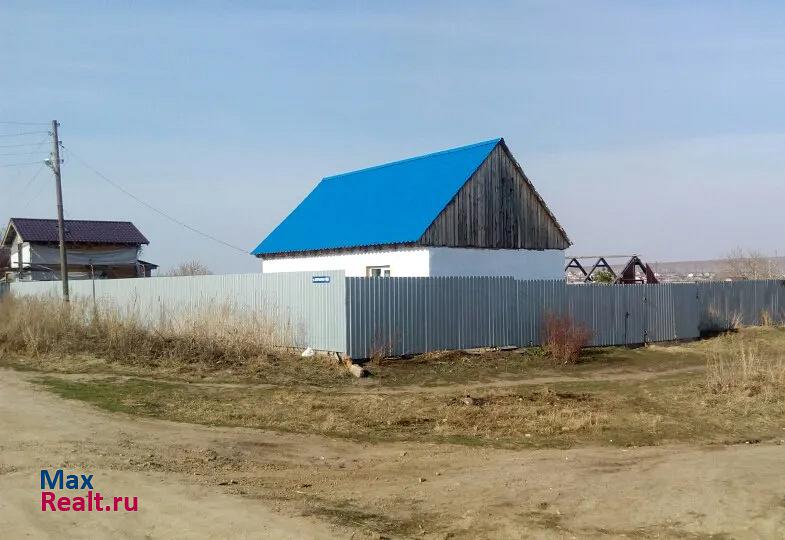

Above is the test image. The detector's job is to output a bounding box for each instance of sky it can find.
[1,1,784,273]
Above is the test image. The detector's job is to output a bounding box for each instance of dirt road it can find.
[1,368,784,539]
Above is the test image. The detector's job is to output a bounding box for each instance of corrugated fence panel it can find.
[564,284,636,346]
[516,280,567,347]
[345,276,519,358]
[9,271,346,352]
[697,280,785,331]
[672,283,700,341]
[8,274,781,358]
[347,279,712,357]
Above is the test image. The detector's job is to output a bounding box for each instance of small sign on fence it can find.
[312,276,331,284]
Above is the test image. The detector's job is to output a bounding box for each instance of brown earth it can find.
[2,368,785,539]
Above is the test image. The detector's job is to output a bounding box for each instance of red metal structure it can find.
[565,255,659,284]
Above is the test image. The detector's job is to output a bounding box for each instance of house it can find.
[252,138,571,279]
[1,218,154,281]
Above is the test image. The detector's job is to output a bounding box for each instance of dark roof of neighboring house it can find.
[252,138,502,256]
[2,218,149,246]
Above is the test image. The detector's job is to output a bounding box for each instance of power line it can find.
[0,130,49,138]
[0,160,44,167]
[19,165,49,213]
[0,136,50,170]
[0,121,50,126]
[0,150,52,156]
[15,162,46,199]
[0,141,52,148]
[62,145,249,254]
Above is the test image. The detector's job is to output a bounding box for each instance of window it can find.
[367,265,391,277]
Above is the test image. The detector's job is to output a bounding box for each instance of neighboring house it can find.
[1,218,155,281]
[252,138,571,279]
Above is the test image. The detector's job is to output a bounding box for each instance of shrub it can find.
[592,270,615,284]
[542,313,591,365]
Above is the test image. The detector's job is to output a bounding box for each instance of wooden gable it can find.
[418,141,570,250]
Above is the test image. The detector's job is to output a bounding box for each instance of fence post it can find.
[643,292,648,344]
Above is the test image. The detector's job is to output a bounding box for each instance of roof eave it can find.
[1,221,18,247]
[256,241,420,259]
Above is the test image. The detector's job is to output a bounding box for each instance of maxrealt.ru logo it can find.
[40,470,138,512]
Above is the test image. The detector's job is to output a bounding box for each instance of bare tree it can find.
[723,248,784,280]
[165,260,213,277]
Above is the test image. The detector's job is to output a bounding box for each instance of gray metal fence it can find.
[345,276,519,357]
[8,271,346,352]
[346,279,785,358]
[697,280,785,332]
[5,273,784,359]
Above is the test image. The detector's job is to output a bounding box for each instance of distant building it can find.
[252,138,571,279]
[1,218,155,281]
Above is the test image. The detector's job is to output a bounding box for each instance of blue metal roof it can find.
[252,138,502,256]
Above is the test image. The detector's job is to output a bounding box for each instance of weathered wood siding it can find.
[419,142,570,250]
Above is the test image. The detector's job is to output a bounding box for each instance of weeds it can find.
[0,296,347,384]
[705,334,785,404]
[729,311,744,331]
[542,313,591,364]
[0,296,283,363]
[26,327,785,448]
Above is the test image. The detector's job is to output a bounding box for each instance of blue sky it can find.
[1,1,783,272]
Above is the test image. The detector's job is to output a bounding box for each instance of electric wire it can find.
[0,120,50,126]
[0,141,52,148]
[15,162,46,200]
[0,130,49,138]
[19,167,49,213]
[61,145,249,254]
[0,161,45,167]
[0,150,53,157]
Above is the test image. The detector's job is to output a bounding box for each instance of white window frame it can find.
[366,265,391,277]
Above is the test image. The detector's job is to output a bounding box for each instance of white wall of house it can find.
[261,246,565,280]
[260,248,431,277]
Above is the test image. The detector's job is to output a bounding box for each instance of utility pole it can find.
[50,120,69,302]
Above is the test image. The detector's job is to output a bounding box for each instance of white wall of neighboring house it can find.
[9,243,30,269]
[261,246,565,280]
[260,248,431,277]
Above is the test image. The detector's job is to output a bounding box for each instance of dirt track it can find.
[1,368,785,539]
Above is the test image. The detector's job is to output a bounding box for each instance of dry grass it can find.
[705,333,785,406]
[542,312,591,364]
[729,311,744,331]
[0,295,283,362]
[6,293,785,449]
[27,328,785,449]
[0,296,349,385]
[37,376,617,447]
